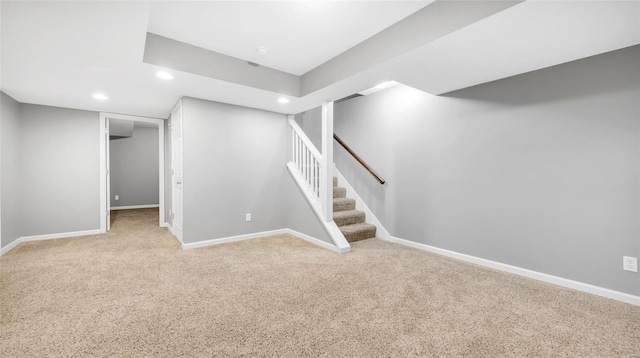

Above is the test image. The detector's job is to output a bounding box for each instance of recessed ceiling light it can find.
[358,81,399,96]
[278,97,290,104]
[257,47,269,56]
[156,71,174,80]
[92,93,108,100]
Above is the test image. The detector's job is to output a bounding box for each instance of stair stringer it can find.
[333,165,393,242]
[286,163,351,253]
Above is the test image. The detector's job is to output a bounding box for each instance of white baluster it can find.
[297,136,301,172]
[304,147,311,187]
[317,160,320,200]
[311,158,316,197]
[312,159,316,198]
[293,132,298,168]
[291,129,295,164]
[304,146,309,185]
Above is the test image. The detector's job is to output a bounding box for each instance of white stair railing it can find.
[289,116,321,203]
[286,102,350,253]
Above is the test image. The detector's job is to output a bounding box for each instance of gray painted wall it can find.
[20,104,100,236]
[1,92,22,248]
[181,97,290,243]
[180,96,334,246]
[110,125,159,207]
[109,119,134,138]
[299,106,323,153]
[334,45,640,296]
[283,172,334,245]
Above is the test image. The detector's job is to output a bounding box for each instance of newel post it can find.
[320,101,334,222]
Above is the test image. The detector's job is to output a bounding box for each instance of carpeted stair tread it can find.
[331,176,377,243]
[339,223,377,243]
[333,197,355,212]
[333,209,366,226]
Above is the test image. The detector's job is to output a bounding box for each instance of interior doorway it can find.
[99,113,165,232]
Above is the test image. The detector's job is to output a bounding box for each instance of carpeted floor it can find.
[1,209,639,357]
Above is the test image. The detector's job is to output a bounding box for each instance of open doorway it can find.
[99,113,165,232]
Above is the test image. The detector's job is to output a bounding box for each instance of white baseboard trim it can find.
[0,238,22,256]
[285,228,340,253]
[181,228,340,253]
[1,229,103,256]
[181,229,289,250]
[110,204,159,210]
[163,223,183,244]
[20,229,103,242]
[389,236,640,306]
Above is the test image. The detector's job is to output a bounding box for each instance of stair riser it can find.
[342,227,377,243]
[332,176,377,243]
[333,187,346,199]
[334,212,365,226]
[333,199,355,212]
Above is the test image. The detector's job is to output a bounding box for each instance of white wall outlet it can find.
[114,195,119,201]
[623,256,638,272]
[245,213,251,222]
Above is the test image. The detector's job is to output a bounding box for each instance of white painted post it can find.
[320,101,334,222]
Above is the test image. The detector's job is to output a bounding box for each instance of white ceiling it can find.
[147,1,429,76]
[1,1,639,119]
[386,0,640,95]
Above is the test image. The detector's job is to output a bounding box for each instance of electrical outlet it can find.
[115,195,119,201]
[623,256,638,272]
[245,213,251,222]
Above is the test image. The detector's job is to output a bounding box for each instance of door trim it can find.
[169,101,184,242]
[99,112,165,232]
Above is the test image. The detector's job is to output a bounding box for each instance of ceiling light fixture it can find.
[92,93,108,100]
[278,97,290,104]
[358,80,399,96]
[156,71,174,80]
[257,47,269,56]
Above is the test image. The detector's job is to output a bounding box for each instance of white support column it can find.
[320,101,334,222]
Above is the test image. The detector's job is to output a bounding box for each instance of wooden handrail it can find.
[333,134,385,185]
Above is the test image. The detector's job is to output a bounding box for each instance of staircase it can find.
[332,176,377,242]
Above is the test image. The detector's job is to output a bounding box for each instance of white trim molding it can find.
[389,236,640,307]
[1,227,338,255]
[182,229,289,250]
[99,112,165,232]
[0,238,22,256]
[164,223,183,244]
[286,229,341,253]
[181,228,340,253]
[111,204,160,211]
[0,229,102,256]
[99,113,107,232]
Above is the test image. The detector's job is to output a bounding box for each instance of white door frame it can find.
[169,100,184,242]
[105,118,111,231]
[99,112,165,232]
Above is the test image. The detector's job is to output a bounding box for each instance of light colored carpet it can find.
[1,208,639,357]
